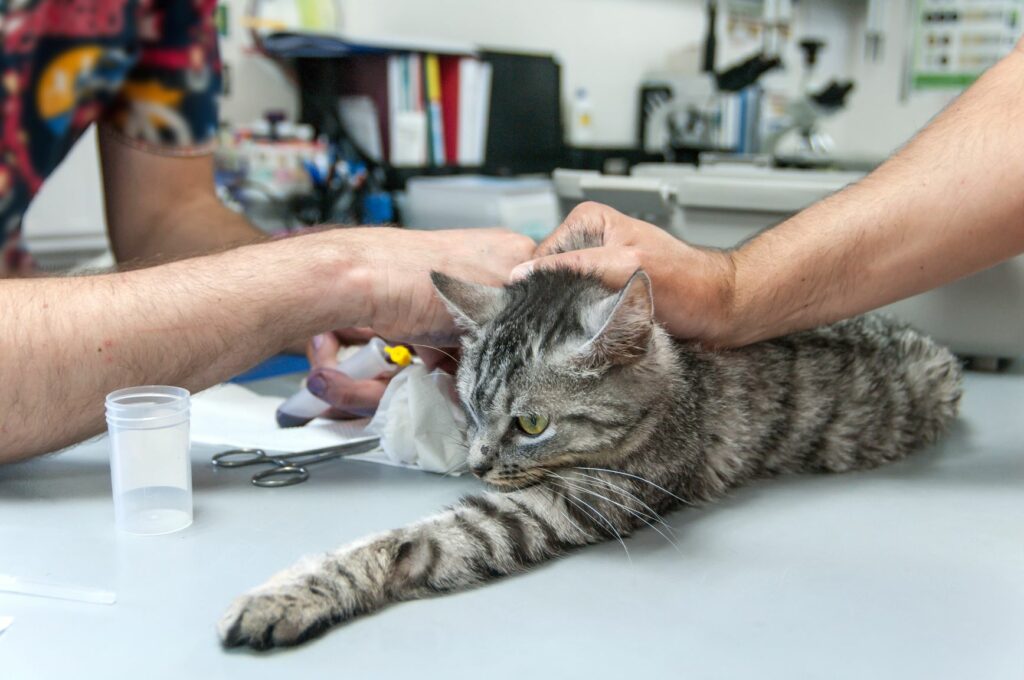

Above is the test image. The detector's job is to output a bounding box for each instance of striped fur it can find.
[219,269,962,650]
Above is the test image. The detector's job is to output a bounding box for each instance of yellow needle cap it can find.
[384,345,413,367]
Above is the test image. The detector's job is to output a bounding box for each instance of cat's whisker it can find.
[440,432,468,448]
[560,488,632,563]
[549,473,682,555]
[544,477,630,561]
[575,466,692,506]
[552,475,630,561]
[408,343,459,364]
[545,488,592,543]
[442,466,469,478]
[549,472,657,524]
[440,457,470,477]
[569,485,682,555]
[571,471,677,534]
[398,371,457,388]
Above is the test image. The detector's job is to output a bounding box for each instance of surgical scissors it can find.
[211,438,381,487]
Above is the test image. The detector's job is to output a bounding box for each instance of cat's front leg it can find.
[218,486,596,649]
[217,534,395,650]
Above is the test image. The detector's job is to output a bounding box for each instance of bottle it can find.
[570,87,594,146]
[275,338,412,428]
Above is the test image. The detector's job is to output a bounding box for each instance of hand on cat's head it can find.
[511,202,737,345]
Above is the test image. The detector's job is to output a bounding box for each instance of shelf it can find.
[260,30,478,59]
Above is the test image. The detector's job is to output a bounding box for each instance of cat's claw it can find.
[218,583,338,650]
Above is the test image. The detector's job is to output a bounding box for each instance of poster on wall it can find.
[911,0,1024,89]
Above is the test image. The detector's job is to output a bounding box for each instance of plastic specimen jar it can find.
[105,386,193,535]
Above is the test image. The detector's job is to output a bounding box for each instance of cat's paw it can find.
[218,580,340,650]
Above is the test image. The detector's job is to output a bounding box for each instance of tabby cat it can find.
[219,265,962,650]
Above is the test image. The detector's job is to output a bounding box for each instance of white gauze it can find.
[366,364,468,474]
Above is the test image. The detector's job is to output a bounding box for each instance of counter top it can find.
[2,371,1022,679]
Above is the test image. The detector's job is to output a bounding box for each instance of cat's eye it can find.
[516,414,550,436]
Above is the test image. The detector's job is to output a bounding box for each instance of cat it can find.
[218,266,962,650]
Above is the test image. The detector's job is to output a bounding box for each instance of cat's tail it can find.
[890,322,963,447]
[807,316,963,473]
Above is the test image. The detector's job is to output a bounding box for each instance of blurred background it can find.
[24,1,1024,366]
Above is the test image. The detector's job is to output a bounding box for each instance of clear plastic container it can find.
[105,386,192,535]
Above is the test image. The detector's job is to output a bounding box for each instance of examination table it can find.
[2,370,1022,679]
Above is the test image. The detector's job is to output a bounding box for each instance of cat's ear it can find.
[431,271,505,329]
[578,270,655,366]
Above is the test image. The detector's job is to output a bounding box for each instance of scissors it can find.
[211,438,381,488]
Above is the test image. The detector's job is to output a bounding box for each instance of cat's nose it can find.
[470,460,493,477]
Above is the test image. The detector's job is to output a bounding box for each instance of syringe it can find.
[276,337,412,428]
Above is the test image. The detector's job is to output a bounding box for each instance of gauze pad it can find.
[366,365,469,474]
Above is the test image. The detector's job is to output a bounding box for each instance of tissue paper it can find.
[367,365,469,474]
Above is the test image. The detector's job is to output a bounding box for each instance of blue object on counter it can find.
[363,190,395,224]
[302,159,325,187]
[231,355,310,384]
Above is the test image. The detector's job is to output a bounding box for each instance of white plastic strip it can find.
[0,575,116,605]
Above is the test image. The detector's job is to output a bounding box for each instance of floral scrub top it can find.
[0,0,221,273]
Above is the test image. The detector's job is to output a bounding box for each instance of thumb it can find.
[307,368,388,417]
[307,332,342,369]
[509,247,640,291]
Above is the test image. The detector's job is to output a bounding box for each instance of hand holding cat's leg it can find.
[218,488,598,650]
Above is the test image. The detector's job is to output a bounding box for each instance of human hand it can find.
[305,328,390,419]
[510,202,737,344]
[337,227,535,345]
[304,328,460,419]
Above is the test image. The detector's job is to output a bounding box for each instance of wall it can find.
[334,0,705,147]
[828,0,960,157]
[218,0,299,125]
[220,0,961,157]
[218,0,710,145]
[18,1,972,269]
[20,127,111,268]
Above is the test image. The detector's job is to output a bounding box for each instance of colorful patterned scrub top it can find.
[0,0,221,273]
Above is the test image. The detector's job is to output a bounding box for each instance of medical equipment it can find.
[212,438,381,487]
[106,386,193,535]
[275,337,411,428]
[404,176,561,242]
[764,39,855,163]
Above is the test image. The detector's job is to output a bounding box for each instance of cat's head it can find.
[431,268,673,489]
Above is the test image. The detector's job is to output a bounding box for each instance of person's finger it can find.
[321,406,369,420]
[332,327,376,345]
[533,202,620,258]
[510,246,641,289]
[307,331,342,368]
[306,368,388,417]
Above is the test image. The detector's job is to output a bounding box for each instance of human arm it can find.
[0,227,533,462]
[518,44,1024,347]
[97,0,255,263]
[98,127,264,263]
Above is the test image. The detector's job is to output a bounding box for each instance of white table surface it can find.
[1,371,1022,679]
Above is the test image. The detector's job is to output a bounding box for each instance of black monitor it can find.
[481,50,564,176]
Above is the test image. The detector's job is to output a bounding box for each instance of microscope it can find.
[765,39,855,164]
